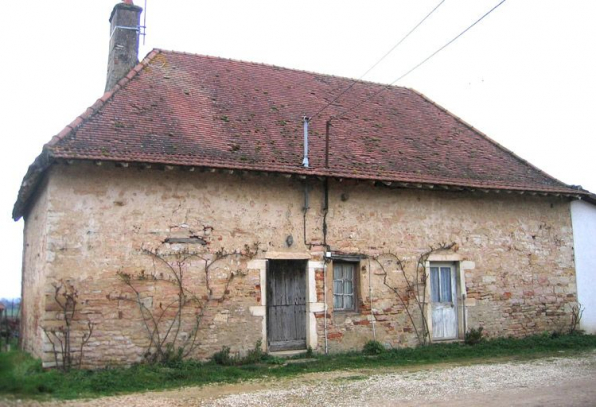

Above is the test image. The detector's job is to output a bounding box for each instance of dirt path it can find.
[4,351,596,406]
[398,376,596,407]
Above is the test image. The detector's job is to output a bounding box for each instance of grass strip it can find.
[1,332,595,400]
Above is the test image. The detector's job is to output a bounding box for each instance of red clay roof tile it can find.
[13,49,590,220]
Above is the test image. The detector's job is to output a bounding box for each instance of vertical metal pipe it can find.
[325,120,331,169]
[462,293,467,337]
[323,119,331,352]
[143,0,148,44]
[303,182,309,246]
[323,179,329,247]
[302,117,309,167]
[324,259,329,354]
[368,257,376,340]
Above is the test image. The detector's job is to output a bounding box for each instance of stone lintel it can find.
[427,253,462,262]
[247,259,267,270]
[264,251,311,260]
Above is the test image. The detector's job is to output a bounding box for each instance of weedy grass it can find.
[1,332,595,401]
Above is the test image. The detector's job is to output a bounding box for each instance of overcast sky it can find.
[1,0,594,299]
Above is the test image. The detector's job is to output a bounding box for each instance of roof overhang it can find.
[13,155,592,221]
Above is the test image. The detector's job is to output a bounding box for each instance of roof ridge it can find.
[46,49,163,148]
[156,48,409,99]
[409,88,574,191]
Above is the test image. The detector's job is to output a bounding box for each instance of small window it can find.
[333,262,356,311]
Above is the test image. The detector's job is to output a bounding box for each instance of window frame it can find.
[332,261,358,312]
[430,264,455,304]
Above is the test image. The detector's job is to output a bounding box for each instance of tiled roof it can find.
[13,49,590,219]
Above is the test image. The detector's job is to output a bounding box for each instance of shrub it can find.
[363,340,386,355]
[465,327,484,345]
[242,340,264,364]
[212,340,265,366]
[161,344,184,367]
[212,346,233,365]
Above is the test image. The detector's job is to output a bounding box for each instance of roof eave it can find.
[13,50,163,221]
[12,148,53,221]
[14,156,589,221]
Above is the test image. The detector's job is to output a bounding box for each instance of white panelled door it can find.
[430,264,458,340]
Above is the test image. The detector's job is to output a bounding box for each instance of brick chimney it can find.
[105,0,143,91]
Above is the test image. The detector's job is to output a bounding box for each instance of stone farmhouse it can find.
[14,1,595,368]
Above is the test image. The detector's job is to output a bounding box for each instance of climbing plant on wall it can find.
[373,242,457,346]
[114,241,260,364]
[42,280,95,371]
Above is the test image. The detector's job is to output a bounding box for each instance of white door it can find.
[430,264,458,340]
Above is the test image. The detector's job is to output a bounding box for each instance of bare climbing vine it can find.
[115,242,259,364]
[373,242,456,346]
[569,303,584,334]
[42,280,95,371]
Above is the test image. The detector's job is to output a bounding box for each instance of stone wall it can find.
[21,176,50,358]
[23,162,577,367]
[315,181,576,352]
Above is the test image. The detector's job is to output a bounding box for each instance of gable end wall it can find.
[21,176,51,358]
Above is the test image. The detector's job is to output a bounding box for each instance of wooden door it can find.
[267,260,307,351]
[430,264,458,340]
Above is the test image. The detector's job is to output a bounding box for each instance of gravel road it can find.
[5,351,596,407]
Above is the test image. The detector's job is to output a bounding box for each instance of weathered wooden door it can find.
[267,260,307,351]
[430,264,458,340]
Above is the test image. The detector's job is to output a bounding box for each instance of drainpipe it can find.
[323,259,329,354]
[462,293,467,337]
[325,120,331,168]
[322,119,331,353]
[323,120,330,248]
[368,257,376,340]
[303,182,309,246]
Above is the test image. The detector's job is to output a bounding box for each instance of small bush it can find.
[242,340,264,364]
[161,344,184,367]
[465,327,484,346]
[212,340,265,366]
[363,340,386,355]
[212,346,233,365]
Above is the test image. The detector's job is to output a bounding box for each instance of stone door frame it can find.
[249,252,325,352]
[425,253,475,342]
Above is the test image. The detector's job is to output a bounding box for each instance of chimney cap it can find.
[109,0,142,23]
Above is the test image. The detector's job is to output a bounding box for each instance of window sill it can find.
[332,310,362,322]
[333,310,359,314]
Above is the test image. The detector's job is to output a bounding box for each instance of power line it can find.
[310,0,447,120]
[334,0,507,121]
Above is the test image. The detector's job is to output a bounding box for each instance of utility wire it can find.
[310,0,447,121]
[334,0,507,121]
